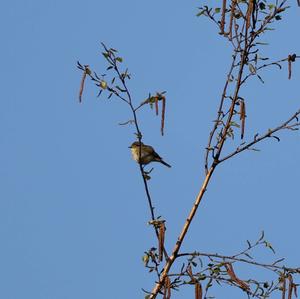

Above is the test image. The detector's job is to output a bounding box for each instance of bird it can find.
[129,141,171,168]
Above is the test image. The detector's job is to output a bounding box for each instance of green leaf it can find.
[259,230,265,241]
[214,7,221,13]
[243,252,253,259]
[198,274,206,280]
[268,4,275,10]
[230,121,240,128]
[85,67,91,75]
[116,57,123,63]
[248,147,260,152]
[256,42,269,46]
[142,254,149,266]
[263,282,269,288]
[264,241,276,254]
[116,85,126,92]
[100,80,107,89]
[259,3,266,10]
[248,63,256,74]
[247,240,251,248]
[196,9,205,17]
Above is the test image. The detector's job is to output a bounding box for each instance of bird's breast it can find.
[131,148,140,161]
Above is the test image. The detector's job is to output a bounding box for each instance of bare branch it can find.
[219,109,300,163]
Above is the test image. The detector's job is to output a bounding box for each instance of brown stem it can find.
[220,0,227,34]
[161,96,166,136]
[228,0,237,40]
[149,166,215,298]
[204,53,237,174]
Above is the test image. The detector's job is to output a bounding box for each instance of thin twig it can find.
[218,109,300,163]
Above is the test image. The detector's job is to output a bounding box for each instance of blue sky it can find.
[1,1,300,298]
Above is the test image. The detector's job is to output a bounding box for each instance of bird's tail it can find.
[159,159,171,168]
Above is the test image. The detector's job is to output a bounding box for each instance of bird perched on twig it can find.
[129,141,171,168]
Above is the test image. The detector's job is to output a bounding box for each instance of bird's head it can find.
[129,141,144,149]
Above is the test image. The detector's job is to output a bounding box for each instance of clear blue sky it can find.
[1,1,299,298]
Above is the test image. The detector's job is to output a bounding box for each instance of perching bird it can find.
[129,141,171,168]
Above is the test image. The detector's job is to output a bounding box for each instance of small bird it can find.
[129,141,171,168]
